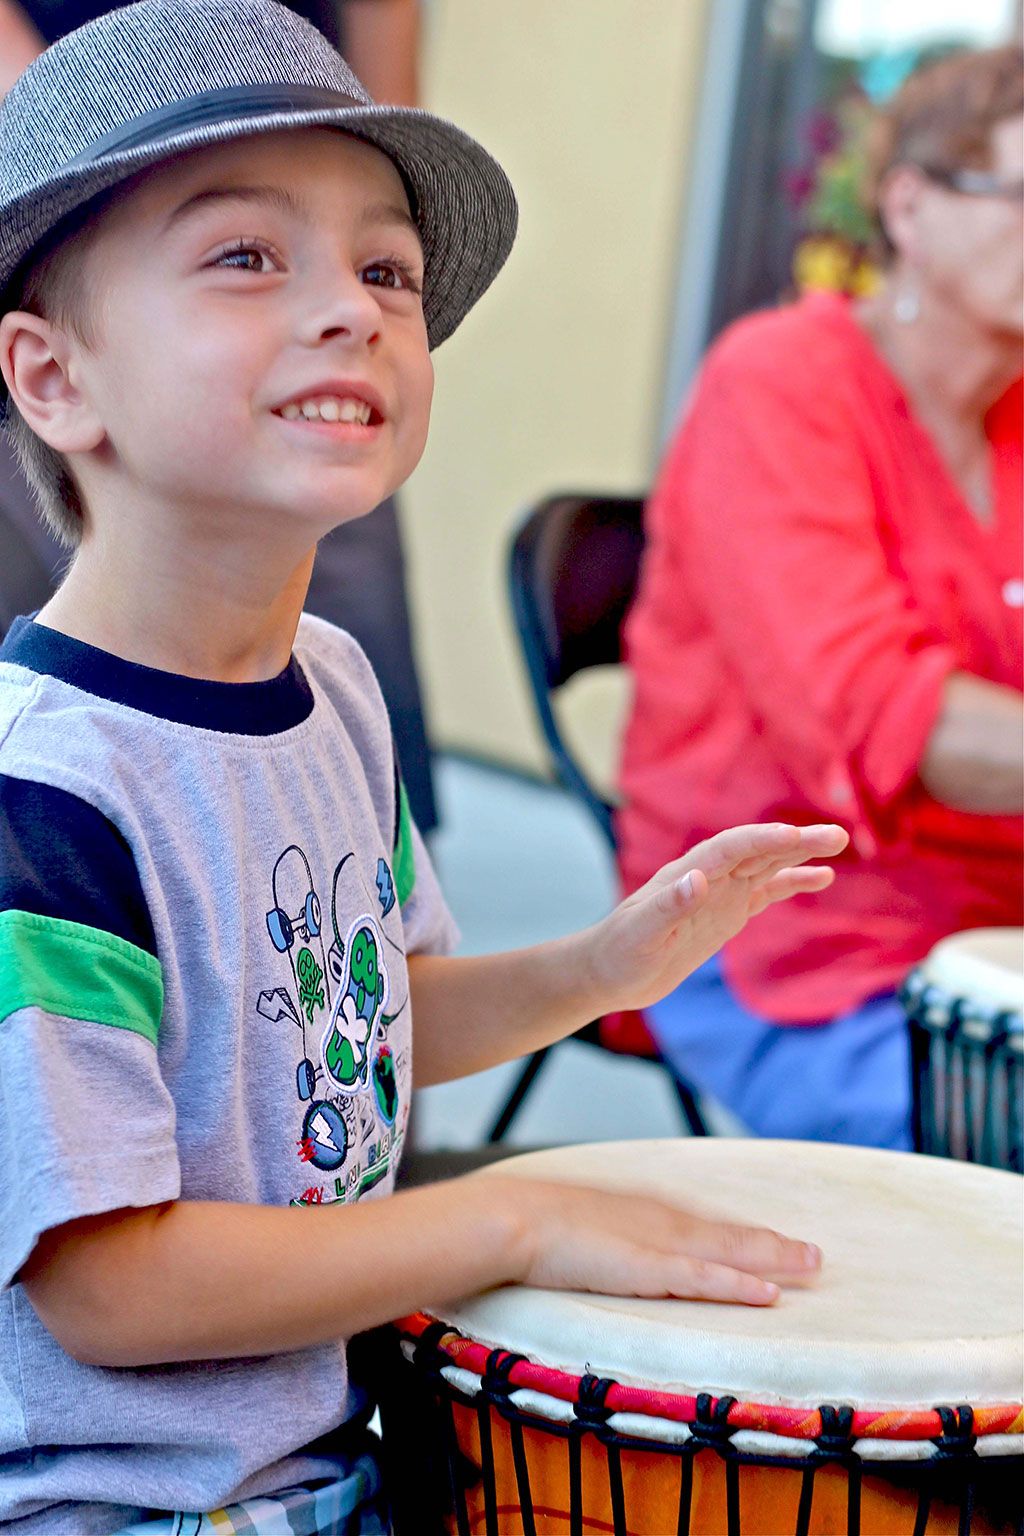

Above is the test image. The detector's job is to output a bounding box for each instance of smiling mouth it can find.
[274,395,382,426]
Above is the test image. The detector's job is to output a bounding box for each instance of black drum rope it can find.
[384,1321,1022,1535]
[479,1348,529,1536]
[901,968,1023,1173]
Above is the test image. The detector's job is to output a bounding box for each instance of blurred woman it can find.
[617,46,1023,1149]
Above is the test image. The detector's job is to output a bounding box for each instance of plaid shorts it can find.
[111,1449,390,1536]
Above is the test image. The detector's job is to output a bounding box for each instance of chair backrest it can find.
[508,494,645,845]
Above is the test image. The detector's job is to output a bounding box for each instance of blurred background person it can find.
[0,0,438,833]
[616,44,1023,1151]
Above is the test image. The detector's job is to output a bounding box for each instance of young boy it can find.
[0,2,847,1529]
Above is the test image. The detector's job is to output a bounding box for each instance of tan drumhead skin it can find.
[920,928,1023,1014]
[441,1141,1023,1410]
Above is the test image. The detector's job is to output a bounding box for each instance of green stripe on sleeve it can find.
[393,778,417,908]
[0,909,163,1044]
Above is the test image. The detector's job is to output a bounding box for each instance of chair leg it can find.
[486,1047,552,1143]
[672,1074,710,1137]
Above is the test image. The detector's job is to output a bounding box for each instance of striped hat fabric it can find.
[0,0,517,350]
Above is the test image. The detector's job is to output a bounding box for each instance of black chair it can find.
[486,493,709,1142]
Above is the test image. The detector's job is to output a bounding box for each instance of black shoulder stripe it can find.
[391,745,402,854]
[0,773,156,955]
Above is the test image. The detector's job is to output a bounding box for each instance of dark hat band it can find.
[65,82,366,169]
[0,0,517,355]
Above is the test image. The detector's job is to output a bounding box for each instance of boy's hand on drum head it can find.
[487,1178,822,1306]
[583,822,848,1013]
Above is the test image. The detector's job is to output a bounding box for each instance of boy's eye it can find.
[362,259,422,295]
[210,240,280,274]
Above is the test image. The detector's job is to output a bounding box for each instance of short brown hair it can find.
[865,44,1024,250]
[2,206,107,547]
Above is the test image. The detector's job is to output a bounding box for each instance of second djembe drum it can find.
[901,928,1023,1173]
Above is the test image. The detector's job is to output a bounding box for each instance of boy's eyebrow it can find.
[163,184,423,251]
[361,199,423,249]
[163,184,308,229]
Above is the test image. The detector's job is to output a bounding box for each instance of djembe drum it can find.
[381,1140,1022,1536]
[901,929,1023,1173]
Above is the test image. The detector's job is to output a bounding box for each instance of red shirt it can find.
[617,293,1023,1022]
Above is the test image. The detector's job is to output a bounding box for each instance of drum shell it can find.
[379,1330,1020,1536]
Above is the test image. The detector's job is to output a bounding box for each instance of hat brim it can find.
[1,95,517,351]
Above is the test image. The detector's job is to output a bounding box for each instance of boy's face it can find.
[67,128,434,537]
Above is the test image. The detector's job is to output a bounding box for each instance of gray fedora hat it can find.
[0,0,517,350]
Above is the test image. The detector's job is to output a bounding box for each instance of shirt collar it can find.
[0,615,315,734]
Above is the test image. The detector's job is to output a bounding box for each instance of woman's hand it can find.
[580,822,848,1014]
[485,1175,823,1305]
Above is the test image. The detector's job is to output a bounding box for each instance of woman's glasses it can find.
[921,165,1024,201]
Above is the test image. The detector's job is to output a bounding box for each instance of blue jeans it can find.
[647,957,912,1150]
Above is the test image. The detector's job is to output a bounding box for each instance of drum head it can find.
[919,929,1024,1016]
[439,1140,1021,1412]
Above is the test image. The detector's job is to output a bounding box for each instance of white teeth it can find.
[280,395,375,424]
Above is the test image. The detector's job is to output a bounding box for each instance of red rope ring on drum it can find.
[395,1312,1024,1449]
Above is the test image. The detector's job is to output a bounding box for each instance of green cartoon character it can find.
[295,945,325,1026]
[322,919,387,1090]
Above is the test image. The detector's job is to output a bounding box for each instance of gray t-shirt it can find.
[0,613,457,1532]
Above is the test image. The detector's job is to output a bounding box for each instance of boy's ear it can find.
[0,310,105,452]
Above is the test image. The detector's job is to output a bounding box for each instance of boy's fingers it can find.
[681,1218,822,1279]
[689,824,848,883]
[725,828,849,882]
[691,823,802,878]
[759,866,836,902]
[660,1256,781,1307]
[796,823,850,850]
[645,824,843,892]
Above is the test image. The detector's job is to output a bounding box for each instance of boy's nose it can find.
[298,275,382,350]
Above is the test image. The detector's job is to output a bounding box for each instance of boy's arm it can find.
[20,1172,822,1369]
[409,821,848,1086]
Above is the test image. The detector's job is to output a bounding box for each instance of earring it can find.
[893,283,920,324]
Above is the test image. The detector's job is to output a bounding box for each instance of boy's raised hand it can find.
[583,822,848,1014]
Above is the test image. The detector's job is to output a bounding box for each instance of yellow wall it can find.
[403,0,710,774]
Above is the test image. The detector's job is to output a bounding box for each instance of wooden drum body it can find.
[902,929,1023,1172]
[382,1141,1023,1536]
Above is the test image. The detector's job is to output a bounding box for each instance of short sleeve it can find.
[660,331,956,812]
[0,774,179,1289]
[392,771,459,957]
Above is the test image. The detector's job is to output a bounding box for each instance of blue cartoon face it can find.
[300,1100,348,1171]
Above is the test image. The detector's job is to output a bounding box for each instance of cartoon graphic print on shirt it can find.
[322,914,387,1091]
[260,841,409,1206]
[265,845,332,1103]
[372,1044,398,1124]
